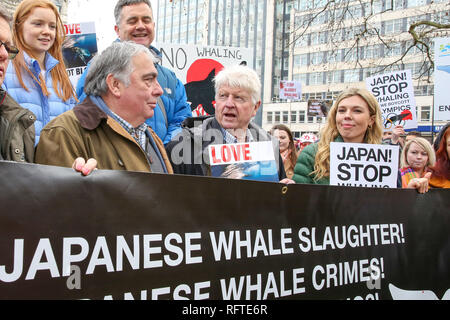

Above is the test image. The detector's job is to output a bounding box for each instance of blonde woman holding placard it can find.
[293,88,383,185]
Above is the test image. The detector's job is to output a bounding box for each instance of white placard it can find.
[330,142,399,188]
[153,43,253,117]
[279,80,302,100]
[434,37,450,121]
[366,70,417,130]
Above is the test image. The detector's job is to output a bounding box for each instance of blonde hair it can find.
[12,0,77,102]
[400,137,436,169]
[312,87,383,181]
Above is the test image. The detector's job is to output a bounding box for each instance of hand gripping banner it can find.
[0,161,448,300]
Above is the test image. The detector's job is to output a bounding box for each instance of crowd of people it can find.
[0,0,449,192]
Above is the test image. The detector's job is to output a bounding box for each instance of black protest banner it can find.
[0,161,448,300]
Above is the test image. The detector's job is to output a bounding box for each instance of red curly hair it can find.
[431,126,450,180]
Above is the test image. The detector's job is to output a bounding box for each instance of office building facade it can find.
[263,0,449,139]
[155,0,292,124]
[155,0,448,138]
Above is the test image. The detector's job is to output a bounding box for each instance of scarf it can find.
[400,166,422,188]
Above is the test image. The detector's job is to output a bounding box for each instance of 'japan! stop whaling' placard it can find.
[330,142,399,188]
[365,70,417,130]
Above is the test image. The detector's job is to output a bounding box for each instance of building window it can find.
[420,106,431,121]
[299,110,305,123]
[407,0,427,8]
[267,112,273,123]
[327,70,341,83]
[294,34,308,47]
[293,73,308,86]
[363,45,381,59]
[291,111,297,123]
[309,92,324,100]
[294,54,308,68]
[343,69,360,83]
[435,10,450,24]
[385,42,403,57]
[345,5,363,20]
[274,111,281,123]
[310,52,325,65]
[342,47,359,62]
[283,111,289,123]
[384,19,404,35]
[309,72,324,85]
[323,91,339,100]
[385,0,404,10]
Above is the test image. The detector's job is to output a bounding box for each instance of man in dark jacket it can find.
[0,7,35,162]
[166,65,292,183]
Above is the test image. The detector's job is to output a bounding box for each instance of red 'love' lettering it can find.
[210,144,252,164]
[64,24,81,35]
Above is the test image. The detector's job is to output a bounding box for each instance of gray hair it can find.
[214,65,261,104]
[114,0,152,25]
[84,41,156,96]
[0,5,12,24]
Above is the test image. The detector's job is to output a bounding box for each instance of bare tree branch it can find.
[289,1,450,83]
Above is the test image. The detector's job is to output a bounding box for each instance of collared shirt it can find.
[220,127,255,144]
[88,95,148,150]
[108,109,148,151]
[88,95,168,173]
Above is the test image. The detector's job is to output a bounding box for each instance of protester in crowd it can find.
[76,0,191,145]
[293,87,383,184]
[429,124,450,188]
[298,133,318,153]
[166,64,291,183]
[433,122,449,152]
[382,130,392,143]
[270,124,298,179]
[405,131,421,142]
[399,137,435,193]
[0,5,95,174]
[382,125,405,148]
[293,88,432,193]
[35,41,173,174]
[2,0,77,144]
[0,7,35,162]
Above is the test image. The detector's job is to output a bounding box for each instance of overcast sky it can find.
[67,0,158,52]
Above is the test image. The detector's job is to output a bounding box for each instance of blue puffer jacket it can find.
[76,45,191,145]
[2,52,76,144]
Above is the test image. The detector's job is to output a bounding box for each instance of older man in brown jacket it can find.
[35,42,173,174]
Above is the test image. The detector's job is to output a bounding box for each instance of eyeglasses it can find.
[0,40,19,60]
